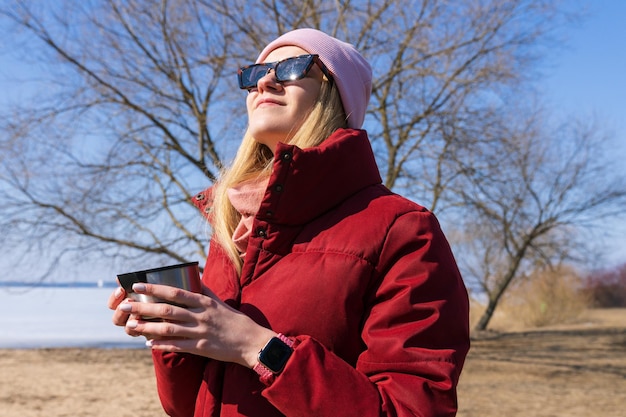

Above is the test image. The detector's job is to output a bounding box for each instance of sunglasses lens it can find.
[240,64,271,89]
[275,55,311,82]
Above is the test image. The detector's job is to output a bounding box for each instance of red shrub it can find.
[583,263,626,307]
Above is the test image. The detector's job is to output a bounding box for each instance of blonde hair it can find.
[212,80,347,273]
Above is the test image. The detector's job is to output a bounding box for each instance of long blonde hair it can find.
[212,79,347,273]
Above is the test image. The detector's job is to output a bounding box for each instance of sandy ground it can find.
[0,348,165,417]
[1,309,624,417]
[458,309,626,417]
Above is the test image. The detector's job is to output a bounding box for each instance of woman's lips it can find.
[255,98,283,108]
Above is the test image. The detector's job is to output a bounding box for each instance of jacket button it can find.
[256,227,267,238]
[265,210,274,217]
[273,184,283,192]
[281,151,292,161]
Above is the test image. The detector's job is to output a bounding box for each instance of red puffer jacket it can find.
[152,128,470,417]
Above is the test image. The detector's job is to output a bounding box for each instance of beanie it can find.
[256,28,372,129]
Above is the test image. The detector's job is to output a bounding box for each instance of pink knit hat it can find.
[256,28,372,129]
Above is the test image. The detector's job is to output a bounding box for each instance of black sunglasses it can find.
[238,54,333,90]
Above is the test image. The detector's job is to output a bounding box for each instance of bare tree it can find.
[1,0,568,280]
[452,110,626,331]
[1,0,244,277]
[4,0,620,333]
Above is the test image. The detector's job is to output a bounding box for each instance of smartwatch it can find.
[253,333,294,378]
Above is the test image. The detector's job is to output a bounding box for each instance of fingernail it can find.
[119,303,132,313]
[132,283,146,292]
[114,287,124,298]
[126,320,138,329]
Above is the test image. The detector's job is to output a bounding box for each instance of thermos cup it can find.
[116,261,202,304]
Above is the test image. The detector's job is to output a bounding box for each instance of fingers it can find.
[126,316,182,338]
[111,298,135,327]
[111,283,199,341]
[133,283,204,308]
[122,300,188,323]
[109,286,148,338]
[107,286,126,310]
[125,315,194,343]
[123,313,144,338]
[109,286,135,329]
[119,295,195,340]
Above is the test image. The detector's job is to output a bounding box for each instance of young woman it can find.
[109,28,470,417]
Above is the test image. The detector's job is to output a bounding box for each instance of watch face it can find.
[259,337,293,373]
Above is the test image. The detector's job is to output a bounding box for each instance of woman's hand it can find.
[107,286,145,338]
[114,283,276,369]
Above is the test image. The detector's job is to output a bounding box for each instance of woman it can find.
[109,28,470,417]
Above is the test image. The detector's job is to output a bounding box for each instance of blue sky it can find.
[539,1,626,264]
[541,1,625,149]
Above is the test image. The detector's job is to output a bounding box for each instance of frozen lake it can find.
[0,284,146,349]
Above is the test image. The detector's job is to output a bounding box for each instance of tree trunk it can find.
[474,246,529,331]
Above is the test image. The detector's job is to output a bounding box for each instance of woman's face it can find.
[246,46,325,153]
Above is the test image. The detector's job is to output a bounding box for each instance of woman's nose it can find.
[256,68,282,91]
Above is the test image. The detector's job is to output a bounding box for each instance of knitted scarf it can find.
[227,176,270,256]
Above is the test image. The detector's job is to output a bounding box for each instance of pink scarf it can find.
[227,176,270,256]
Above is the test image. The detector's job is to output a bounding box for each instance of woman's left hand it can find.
[118,283,276,369]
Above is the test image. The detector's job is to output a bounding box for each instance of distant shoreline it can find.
[0,341,145,350]
[0,281,118,288]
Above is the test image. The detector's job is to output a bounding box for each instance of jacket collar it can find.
[255,128,382,226]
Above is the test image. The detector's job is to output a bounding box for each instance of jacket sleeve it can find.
[262,210,470,417]
[152,350,208,417]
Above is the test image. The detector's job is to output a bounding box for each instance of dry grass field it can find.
[0,308,624,416]
[459,308,626,417]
